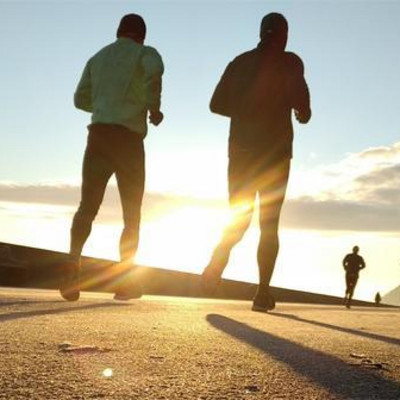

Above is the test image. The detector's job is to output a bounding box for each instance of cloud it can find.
[0,141,399,232]
[281,197,398,232]
[291,141,400,200]
[0,182,223,224]
[285,141,399,231]
[352,164,400,204]
[0,183,80,206]
[357,142,400,161]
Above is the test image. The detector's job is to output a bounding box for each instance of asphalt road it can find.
[0,288,399,399]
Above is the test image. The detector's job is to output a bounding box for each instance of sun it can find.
[136,205,229,273]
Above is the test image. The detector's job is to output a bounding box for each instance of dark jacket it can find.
[210,44,311,159]
[343,253,366,275]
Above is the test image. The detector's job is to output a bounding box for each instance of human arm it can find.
[210,61,235,117]
[286,53,311,124]
[343,255,349,270]
[74,60,93,112]
[142,47,164,126]
[359,257,366,270]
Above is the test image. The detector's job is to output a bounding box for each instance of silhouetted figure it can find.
[343,246,366,308]
[375,292,381,306]
[60,14,164,301]
[202,13,311,312]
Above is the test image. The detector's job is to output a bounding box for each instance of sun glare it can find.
[136,205,229,272]
[1,198,398,302]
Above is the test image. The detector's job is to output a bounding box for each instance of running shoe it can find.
[59,258,80,302]
[252,288,276,312]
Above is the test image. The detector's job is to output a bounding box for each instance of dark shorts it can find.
[346,273,359,288]
[228,149,290,226]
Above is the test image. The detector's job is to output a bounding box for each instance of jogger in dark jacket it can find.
[202,13,311,312]
[343,246,366,308]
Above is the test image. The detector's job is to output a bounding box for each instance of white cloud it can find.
[357,142,400,161]
[290,141,400,202]
[286,141,400,231]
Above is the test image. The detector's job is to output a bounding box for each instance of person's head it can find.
[259,12,288,50]
[117,14,146,43]
[352,246,359,254]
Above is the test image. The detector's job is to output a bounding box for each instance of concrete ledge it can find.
[0,241,389,307]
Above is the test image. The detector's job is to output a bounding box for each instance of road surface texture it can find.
[0,288,399,399]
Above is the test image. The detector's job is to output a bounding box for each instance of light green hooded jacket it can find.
[74,37,164,137]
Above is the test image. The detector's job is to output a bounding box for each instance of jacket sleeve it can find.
[210,61,235,117]
[141,47,164,112]
[74,60,93,112]
[286,53,311,123]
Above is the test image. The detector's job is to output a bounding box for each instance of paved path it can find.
[0,288,399,399]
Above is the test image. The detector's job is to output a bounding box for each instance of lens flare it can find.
[102,368,113,378]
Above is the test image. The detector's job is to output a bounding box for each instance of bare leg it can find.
[347,280,357,307]
[206,205,254,276]
[203,150,256,286]
[257,219,280,288]
[257,159,290,291]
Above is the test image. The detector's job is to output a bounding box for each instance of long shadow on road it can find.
[0,302,131,323]
[270,312,400,347]
[0,300,52,308]
[207,314,400,399]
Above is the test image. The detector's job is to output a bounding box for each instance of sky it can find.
[0,0,399,302]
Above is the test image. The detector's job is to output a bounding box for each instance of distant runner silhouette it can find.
[60,14,164,301]
[202,13,311,312]
[375,292,381,306]
[342,246,366,308]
